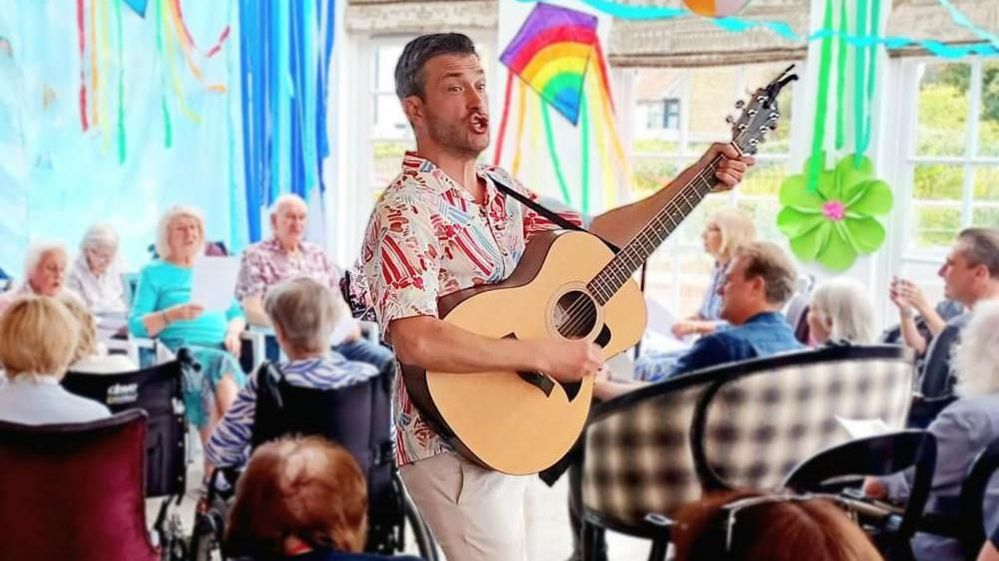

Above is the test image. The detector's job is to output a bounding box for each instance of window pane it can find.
[372,140,410,187]
[374,94,410,139]
[915,62,970,157]
[897,260,946,305]
[632,157,683,196]
[973,165,999,227]
[375,45,404,92]
[736,198,782,242]
[739,160,788,198]
[979,61,999,157]
[912,164,964,200]
[912,204,962,249]
[687,67,737,150]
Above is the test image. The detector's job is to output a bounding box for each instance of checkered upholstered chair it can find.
[580,370,728,561]
[690,344,915,493]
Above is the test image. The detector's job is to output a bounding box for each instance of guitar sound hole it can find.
[554,291,597,340]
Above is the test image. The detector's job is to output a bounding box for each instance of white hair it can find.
[264,277,344,354]
[953,300,999,398]
[155,205,205,259]
[270,193,308,216]
[809,277,877,344]
[80,223,119,252]
[23,242,69,279]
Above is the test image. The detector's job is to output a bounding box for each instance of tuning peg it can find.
[749,138,759,147]
[735,100,746,109]
[725,115,736,124]
[747,109,758,117]
[769,112,780,121]
[756,95,769,103]
[738,124,748,131]
[759,125,770,134]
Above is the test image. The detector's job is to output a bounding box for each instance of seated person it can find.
[223,435,423,561]
[0,296,111,424]
[236,194,394,377]
[206,278,380,469]
[635,207,756,381]
[67,223,127,315]
[597,241,803,397]
[0,242,79,316]
[807,277,877,345]
[128,206,246,445]
[979,526,999,561]
[59,295,137,374]
[864,299,999,561]
[672,490,883,561]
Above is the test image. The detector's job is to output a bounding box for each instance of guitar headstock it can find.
[728,65,798,156]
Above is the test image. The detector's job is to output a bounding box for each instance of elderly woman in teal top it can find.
[128,206,247,444]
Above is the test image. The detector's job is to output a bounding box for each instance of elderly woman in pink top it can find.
[0,242,76,316]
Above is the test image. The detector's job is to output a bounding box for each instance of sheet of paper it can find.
[835,416,891,439]
[189,256,241,312]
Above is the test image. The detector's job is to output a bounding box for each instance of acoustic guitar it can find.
[401,66,798,475]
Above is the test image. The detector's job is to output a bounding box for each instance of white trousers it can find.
[400,452,531,561]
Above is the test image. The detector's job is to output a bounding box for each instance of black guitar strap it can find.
[487,172,620,253]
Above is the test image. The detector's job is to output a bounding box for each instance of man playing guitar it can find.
[360,33,753,561]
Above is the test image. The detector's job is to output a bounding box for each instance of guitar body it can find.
[401,230,647,475]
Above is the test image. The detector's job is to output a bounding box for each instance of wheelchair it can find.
[189,361,438,561]
[62,349,198,561]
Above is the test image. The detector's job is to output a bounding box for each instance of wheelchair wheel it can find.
[401,482,439,561]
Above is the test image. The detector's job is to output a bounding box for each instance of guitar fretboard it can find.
[587,155,724,305]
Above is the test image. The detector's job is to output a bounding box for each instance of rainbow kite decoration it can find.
[495,2,628,214]
[500,3,600,125]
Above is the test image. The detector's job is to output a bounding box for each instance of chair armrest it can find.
[240,331,266,374]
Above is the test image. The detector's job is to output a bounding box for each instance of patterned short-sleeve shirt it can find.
[234,238,341,300]
[361,152,582,466]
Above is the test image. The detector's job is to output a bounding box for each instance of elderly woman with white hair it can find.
[0,242,75,316]
[128,206,247,444]
[205,277,379,469]
[865,299,999,561]
[67,223,127,315]
[806,277,877,345]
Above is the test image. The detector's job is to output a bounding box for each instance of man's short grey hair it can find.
[809,277,876,344]
[395,33,478,100]
[953,299,999,397]
[155,205,205,259]
[265,278,344,354]
[80,223,119,252]
[957,227,999,279]
[23,242,68,279]
[270,193,308,216]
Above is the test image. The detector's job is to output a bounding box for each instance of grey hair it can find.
[80,223,119,252]
[265,278,344,354]
[952,299,999,397]
[957,227,999,279]
[23,242,69,279]
[270,193,308,216]
[155,205,205,259]
[394,33,478,100]
[809,277,877,344]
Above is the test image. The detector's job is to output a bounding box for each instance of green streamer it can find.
[113,0,126,163]
[808,0,835,192]
[854,0,868,166]
[834,0,847,150]
[155,0,172,148]
[859,0,881,158]
[541,99,573,206]
[580,93,590,214]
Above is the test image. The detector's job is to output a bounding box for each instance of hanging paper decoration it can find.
[516,0,999,58]
[777,153,893,272]
[682,0,751,18]
[500,3,598,125]
[123,0,149,18]
[496,2,628,214]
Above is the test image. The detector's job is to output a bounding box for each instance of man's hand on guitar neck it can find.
[697,142,754,192]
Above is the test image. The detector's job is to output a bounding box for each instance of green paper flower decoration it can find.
[777,152,894,272]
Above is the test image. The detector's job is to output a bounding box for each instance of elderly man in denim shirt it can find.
[595,241,803,399]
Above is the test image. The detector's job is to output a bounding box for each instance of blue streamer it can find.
[315,0,335,195]
[514,0,999,59]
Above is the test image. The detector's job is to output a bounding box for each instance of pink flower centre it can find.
[822,200,846,221]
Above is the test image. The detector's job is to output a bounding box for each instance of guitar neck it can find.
[587,153,726,305]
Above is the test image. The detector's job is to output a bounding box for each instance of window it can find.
[893,59,999,303]
[628,62,799,320]
[642,98,681,131]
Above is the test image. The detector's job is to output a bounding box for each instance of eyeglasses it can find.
[720,493,857,553]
